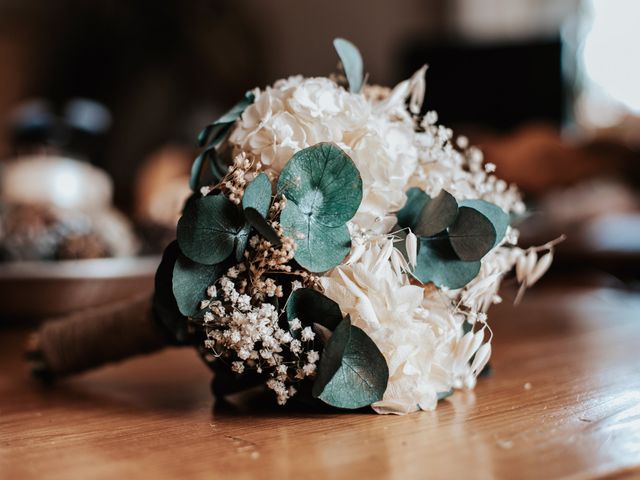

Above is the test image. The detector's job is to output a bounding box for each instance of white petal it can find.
[529,252,553,286]
[406,232,417,268]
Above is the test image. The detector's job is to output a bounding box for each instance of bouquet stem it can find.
[28,293,169,379]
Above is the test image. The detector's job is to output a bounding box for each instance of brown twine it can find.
[28,293,168,378]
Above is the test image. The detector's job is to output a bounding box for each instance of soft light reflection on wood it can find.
[1,286,639,479]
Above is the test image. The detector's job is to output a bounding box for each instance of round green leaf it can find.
[277,143,362,228]
[286,288,343,332]
[396,188,429,229]
[280,200,351,272]
[448,206,496,261]
[312,317,388,409]
[333,38,364,93]
[460,199,509,247]
[172,254,225,317]
[413,236,481,289]
[415,189,458,237]
[177,194,246,265]
[242,173,272,217]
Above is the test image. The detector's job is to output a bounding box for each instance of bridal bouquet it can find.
[152,39,558,414]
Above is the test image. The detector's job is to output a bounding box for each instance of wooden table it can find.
[2,284,640,479]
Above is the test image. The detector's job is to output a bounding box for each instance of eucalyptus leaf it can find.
[177,194,247,265]
[414,189,458,237]
[396,188,429,229]
[312,323,332,346]
[437,389,454,400]
[242,173,272,217]
[312,316,388,409]
[448,206,496,261]
[152,241,189,344]
[277,143,361,272]
[460,199,509,247]
[172,254,225,317]
[197,91,255,146]
[413,236,481,289]
[244,207,281,246]
[277,143,362,227]
[280,200,351,272]
[189,144,216,192]
[286,288,343,332]
[333,38,364,93]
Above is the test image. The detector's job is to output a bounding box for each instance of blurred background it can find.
[0,0,639,316]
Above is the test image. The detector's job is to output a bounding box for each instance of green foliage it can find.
[333,38,364,93]
[437,389,454,400]
[414,189,458,237]
[152,241,189,345]
[460,199,509,247]
[413,236,481,289]
[197,91,255,147]
[448,206,496,261]
[285,288,343,333]
[397,187,510,289]
[190,91,255,191]
[312,317,388,409]
[396,188,429,229]
[242,173,272,217]
[177,194,247,265]
[243,207,281,246]
[172,254,225,317]
[278,143,362,272]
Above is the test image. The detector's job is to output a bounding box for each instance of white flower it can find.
[302,363,317,377]
[307,350,319,364]
[300,326,315,342]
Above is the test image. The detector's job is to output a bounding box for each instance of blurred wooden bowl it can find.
[0,256,159,320]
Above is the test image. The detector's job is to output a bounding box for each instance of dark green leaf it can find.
[242,173,272,217]
[189,144,216,192]
[190,127,231,191]
[152,241,189,344]
[312,317,388,409]
[286,288,343,332]
[414,190,458,237]
[177,194,247,265]
[413,236,481,289]
[280,200,351,272]
[333,38,364,93]
[312,323,332,346]
[448,206,496,261]
[396,188,429,229]
[197,91,255,146]
[172,254,225,316]
[460,199,509,247]
[243,207,281,246]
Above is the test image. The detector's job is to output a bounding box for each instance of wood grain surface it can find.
[1,285,640,479]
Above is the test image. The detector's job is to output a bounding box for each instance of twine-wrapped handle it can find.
[28,293,169,379]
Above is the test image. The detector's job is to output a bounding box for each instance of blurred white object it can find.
[576,0,640,132]
[0,155,113,211]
